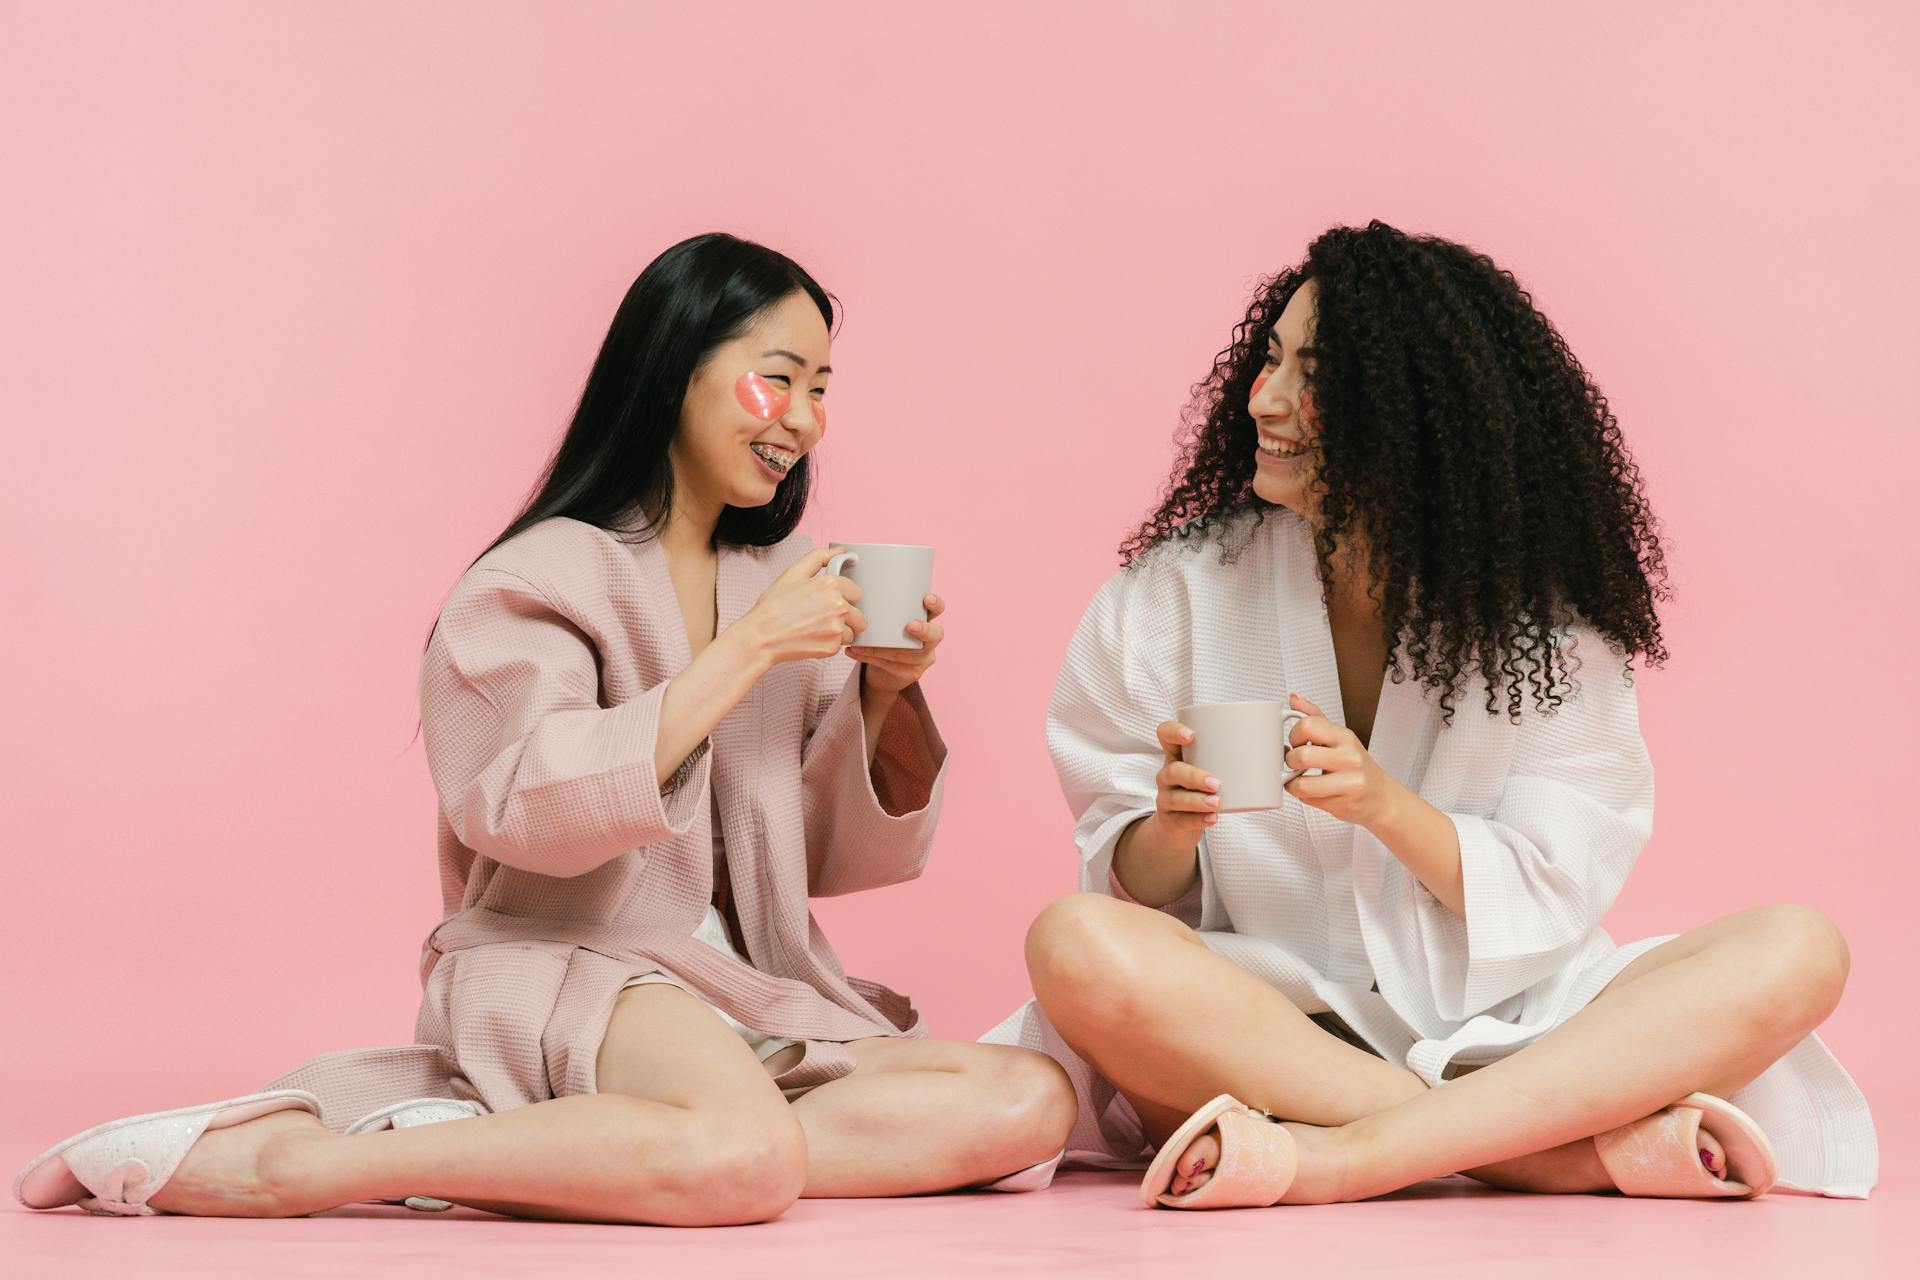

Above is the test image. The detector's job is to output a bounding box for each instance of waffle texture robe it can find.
[269,517,948,1118]
[982,508,1877,1198]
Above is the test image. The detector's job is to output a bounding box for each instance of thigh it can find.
[786,1038,1076,1196]
[1593,904,1824,1002]
[837,1036,1045,1076]
[1028,894,1425,1131]
[595,982,791,1114]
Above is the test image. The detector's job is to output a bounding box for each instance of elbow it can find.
[810,846,930,899]
[462,828,606,879]
[455,796,614,879]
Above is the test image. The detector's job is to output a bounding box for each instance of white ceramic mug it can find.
[1175,700,1310,812]
[824,543,934,650]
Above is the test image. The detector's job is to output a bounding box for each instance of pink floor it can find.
[4,1144,1907,1280]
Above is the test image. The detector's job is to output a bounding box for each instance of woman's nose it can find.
[784,400,824,441]
[1250,374,1292,418]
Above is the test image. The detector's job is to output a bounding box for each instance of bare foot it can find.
[1163,1116,1354,1204]
[1469,1122,1730,1193]
[145,1110,334,1217]
[1166,1107,1733,1203]
[1696,1127,1727,1181]
[1165,1130,1220,1198]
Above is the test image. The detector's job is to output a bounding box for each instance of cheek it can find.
[735,371,791,422]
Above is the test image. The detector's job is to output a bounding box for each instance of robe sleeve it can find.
[421,567,711,879]
[1411,629,1655,1019]
[1046,561,1204,928]
[802,653,949,897]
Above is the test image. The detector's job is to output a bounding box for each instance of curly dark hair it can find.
[1123,220,1670,720]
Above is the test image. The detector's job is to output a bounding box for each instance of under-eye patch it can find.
[736,371,791,421]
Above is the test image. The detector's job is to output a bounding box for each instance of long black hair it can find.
[476,232,835,565]
[1126,220,1670,721]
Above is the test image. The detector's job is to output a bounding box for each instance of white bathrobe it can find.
[982,507,1877,1197]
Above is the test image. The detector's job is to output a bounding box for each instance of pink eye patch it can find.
[735,371,791,421]
[813,399,827,438]
[1250,373,1269,400]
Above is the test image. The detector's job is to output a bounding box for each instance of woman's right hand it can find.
[738,545,868,667]
[1153,719,1222,853]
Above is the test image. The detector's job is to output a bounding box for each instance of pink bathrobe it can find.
[266,516,948,1124]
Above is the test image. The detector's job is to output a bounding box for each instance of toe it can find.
[1168,1130,1220,1197]
[1698,1129,1727,1180]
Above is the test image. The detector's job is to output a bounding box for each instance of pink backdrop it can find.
[3,1,1915,1165]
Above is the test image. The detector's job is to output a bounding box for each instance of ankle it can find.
[255,1124,336,1214]
[1315,1119,1379,1202]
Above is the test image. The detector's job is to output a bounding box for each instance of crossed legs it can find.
[1024,892,1848,1202]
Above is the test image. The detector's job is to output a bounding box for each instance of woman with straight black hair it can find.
[15,232,1076,1224]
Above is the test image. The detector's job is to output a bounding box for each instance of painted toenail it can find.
[1700,1148,1718,1171]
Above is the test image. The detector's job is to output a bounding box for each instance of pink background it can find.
[3,0,1915,1180]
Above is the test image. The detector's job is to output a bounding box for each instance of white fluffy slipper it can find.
[13,1090,322,1215]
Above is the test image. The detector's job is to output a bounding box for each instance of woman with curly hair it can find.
[989,221,1877,1206]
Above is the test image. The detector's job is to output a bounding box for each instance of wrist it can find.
[1362,778,1418,841]
[713,622,775,684]
[1144,812,1199,860]
[859,664,902,704]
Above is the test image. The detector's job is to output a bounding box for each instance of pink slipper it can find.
[1139,1093,1298,1209]
[12,1090,321,1215]
[343,1097,482,1212]
[1593,1092,1778,1199]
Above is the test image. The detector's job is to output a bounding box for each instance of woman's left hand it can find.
[846,593,944,694]
[1282,691,1405,829]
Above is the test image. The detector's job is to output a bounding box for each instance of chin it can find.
[1252,474,1302,510]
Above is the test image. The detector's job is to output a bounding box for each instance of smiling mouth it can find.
[1257,435,1308,459]
[749,442,797,475]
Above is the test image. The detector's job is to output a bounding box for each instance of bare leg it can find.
[1026,894,1848,1200]
[1188,904,1849,1203]
[1025,892,1427,1198]
[147,984,808,1224]
[788,1038,1077,1196]
[1455,906,1816,1192]
[1026,893,1430,1125]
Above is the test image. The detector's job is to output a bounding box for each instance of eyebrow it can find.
[760,349,832,376]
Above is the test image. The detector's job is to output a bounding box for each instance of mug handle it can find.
[1278,708,1309,781]
[826,550,859,578]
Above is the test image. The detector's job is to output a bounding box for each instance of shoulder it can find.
[467,517,626,599]
[435,518,638,639]
[1128,505,1290,579]
[1104,506,1278,602]
[1074,538,1202,650]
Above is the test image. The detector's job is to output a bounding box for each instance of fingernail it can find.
[1700,1149,1718,1171]
[1204,776,1220,790]
[1205,796,1220,807]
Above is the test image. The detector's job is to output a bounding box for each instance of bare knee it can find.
[1025,892,1170,1028]
[607,1106,806,1225]
[1722,903,1850,1036]
[700,1113,807,1223]
[990,1048,1078,1159]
